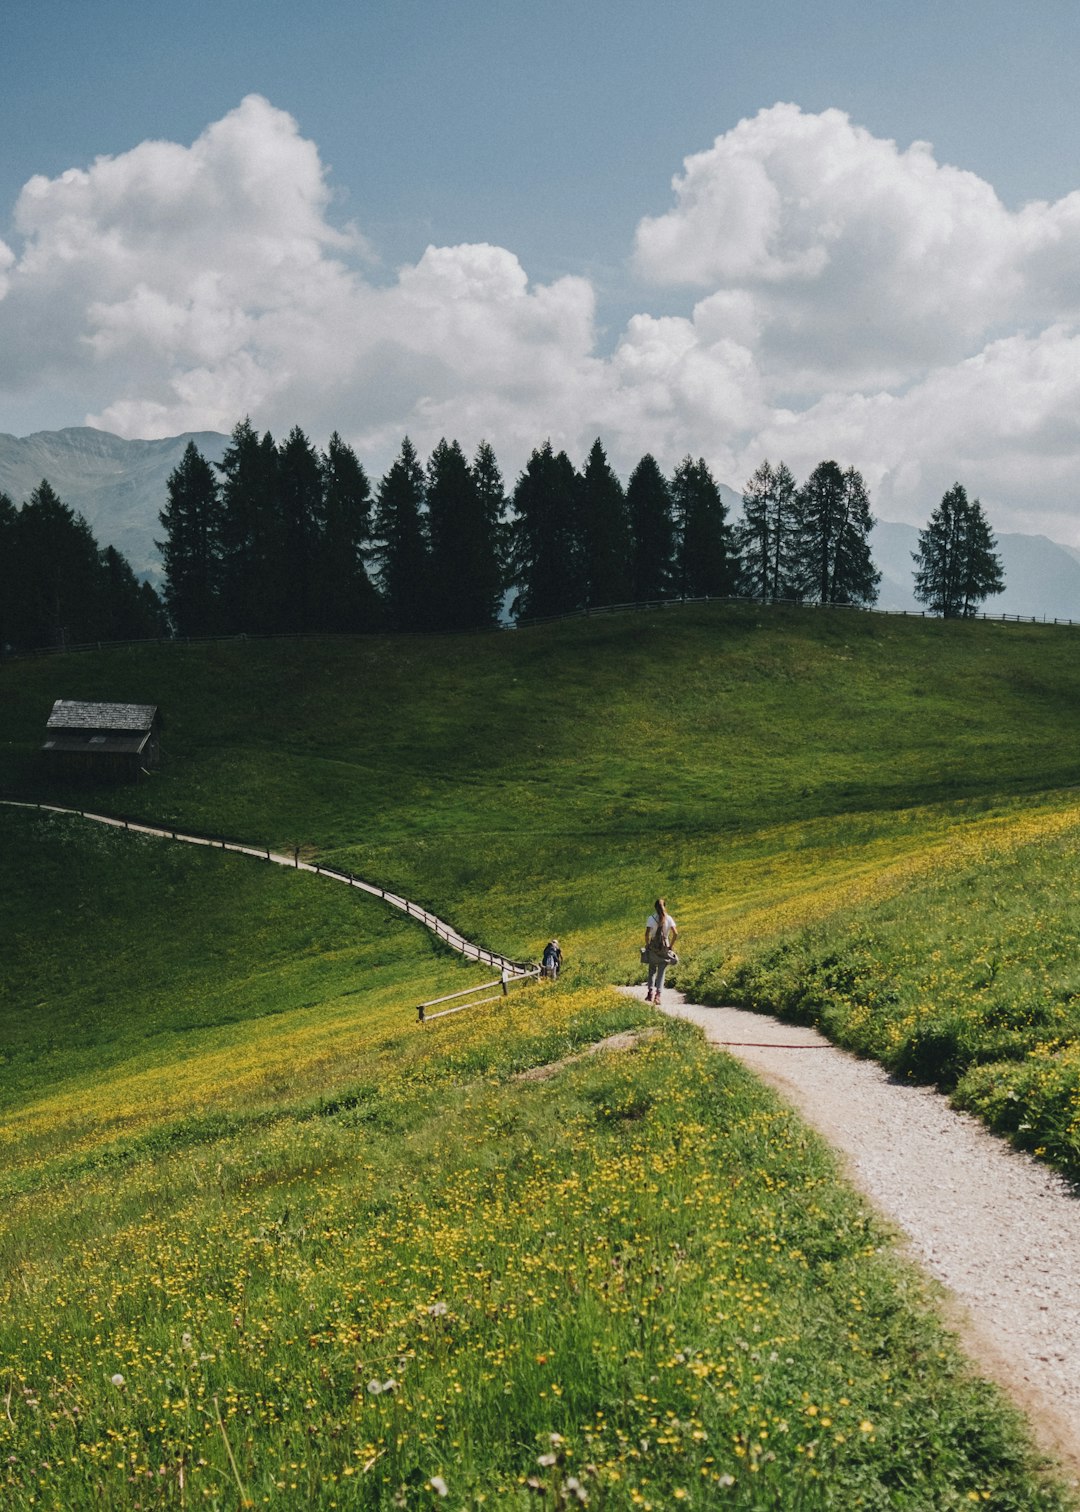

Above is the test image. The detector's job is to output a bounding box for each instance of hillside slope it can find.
[5,602,1080,967]
[4,608,1080,1505]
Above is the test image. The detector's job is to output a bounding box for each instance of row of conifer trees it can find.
[158,421,914,638]
[0,419,1004,651]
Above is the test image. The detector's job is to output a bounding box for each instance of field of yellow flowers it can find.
[2,965,1070,1509]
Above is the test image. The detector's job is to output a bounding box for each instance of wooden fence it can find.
[517,595,1080,629]
[0,798,540,985]
[4,591,1080,661]
[416,966,541,1025]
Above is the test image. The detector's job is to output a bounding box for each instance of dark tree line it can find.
[510,443,741,618]
[3,423,1006,655]
[159,425,742,635]
[152,423,1007,635]
[159,422,381,637]
[160,424,505,637]
[0,480,166,652]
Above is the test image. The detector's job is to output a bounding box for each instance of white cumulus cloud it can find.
[0,96,606,458]
[631,103,1080,535]
[751,326,1080,539]
[2,97,1080,539]
[632,102,1080,392]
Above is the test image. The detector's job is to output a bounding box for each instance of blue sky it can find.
[7,1,1079,271]
[4,0,1080,536]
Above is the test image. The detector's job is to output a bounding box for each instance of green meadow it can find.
[3,602,1080,1507]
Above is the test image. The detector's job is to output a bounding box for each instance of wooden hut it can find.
[42,700,161,782]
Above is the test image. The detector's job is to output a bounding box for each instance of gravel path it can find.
[643,989,1080,1480]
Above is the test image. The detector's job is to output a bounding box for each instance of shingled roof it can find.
[46,700,158,732]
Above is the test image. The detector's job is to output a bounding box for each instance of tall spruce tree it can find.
[738,459,801,601]
[672,456,739,598]
[509,441,583,620]
[956,494,1005,617]
[217,419,281,633]
[4,481,165,650]
[425,438,504,630]
[318,431,379,632]
[913,483,1004,618]
[99,545,167,641]
[138,579,169,638]
[472,439,510,613]
[277,426,324,631]
[627,453,676,602]
[579,438,631,608]
[372,437,430,631]
[158,441,222,635]
[797,461,880,606]
[13,480,105,648]
[0,491,16,651]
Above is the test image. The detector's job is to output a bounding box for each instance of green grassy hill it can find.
[6,604,1080,963]
[3,603,1079,1507]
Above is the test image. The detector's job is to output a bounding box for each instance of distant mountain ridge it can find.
[3,427,1080,620]
[869,519,1080,621]
[0,427,229,582]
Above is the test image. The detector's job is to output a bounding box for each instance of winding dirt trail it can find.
[643,988,1080,1481]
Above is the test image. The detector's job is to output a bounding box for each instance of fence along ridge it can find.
[0,798,538,979]
[4,592,1079,660]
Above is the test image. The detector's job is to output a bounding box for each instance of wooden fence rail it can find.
[4,592,1080,662]
[0,799,540,985]
[416,966,542,1025]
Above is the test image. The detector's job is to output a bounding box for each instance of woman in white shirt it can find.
[644,897,678,1004]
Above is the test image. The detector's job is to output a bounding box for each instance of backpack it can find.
[649,913,678,964]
